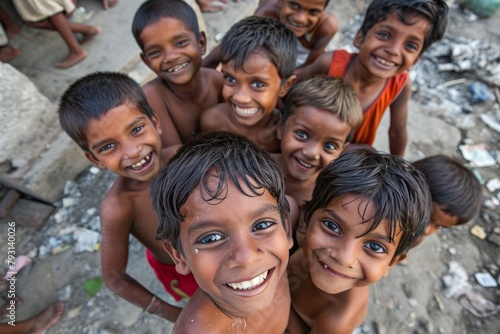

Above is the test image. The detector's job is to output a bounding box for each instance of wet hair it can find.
[220,16,297,80]
[151,131,290,252]
[282,75,363,132]
[358,0,449,53]
[58,71,154,152]
[303,148,432,257]
[413,154,483,225]
[132,0,200,50]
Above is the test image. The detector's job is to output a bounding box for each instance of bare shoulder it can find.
[142,77,165,96]
[201,103,230,131]
[254,0,278,18]
[316,11,339,39]
[99,178,135,230]
[200,67,223,84]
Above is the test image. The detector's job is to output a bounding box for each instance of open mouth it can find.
[288,20,307,30]
[127,153,152,171]
[234,104,259,116]
[295,157,314,169]
[318,257,354,279]
[167,61,189,73]
[374,56,397,67]
[226,270,270,291]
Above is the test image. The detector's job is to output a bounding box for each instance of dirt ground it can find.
[0,1,499,333]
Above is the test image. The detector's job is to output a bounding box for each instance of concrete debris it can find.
[442,261,472,298]
[459,143,497,167]
[486,178,500,192]
[74,228,101,253]
[470,225,487,240]
[89,166,100,175]
[481,113,500,133]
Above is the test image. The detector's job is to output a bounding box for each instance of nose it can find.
[226,234,262,268]
[163,47,180,64]
[123,141,142,160]
[302,142,320,160]
[230,85,252,105]
[294,10,307,24]
[385,39,403,56]
[331,240,357,268]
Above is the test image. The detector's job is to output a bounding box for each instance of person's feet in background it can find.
[0,301,64,334]
[196,0,228,12]
[102,0,118,10]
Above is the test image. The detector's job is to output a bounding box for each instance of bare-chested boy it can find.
[132,0,224,148]
[58,72,197,322]
[151,131,293,333]
[201,16,297,153]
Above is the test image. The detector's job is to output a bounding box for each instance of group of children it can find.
[56,0,484,333]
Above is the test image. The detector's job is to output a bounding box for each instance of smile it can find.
[226,270,269,291]
[374,56,397,67]
[167,62,189,73]
[295,157,314,169]
[288,19,307,29]
[128,153,152,171]
[234,104,259,116]
[318,257,355,279]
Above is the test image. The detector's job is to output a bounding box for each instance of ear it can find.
[279,75,297,97]
[151,112,162,136]
[284,216,294,250]
[84,151,106,169]
[140,52,151,69]
[353,30,364,49]
[163,241,192,275]
[198,31,207,56]
[276,113,283,140]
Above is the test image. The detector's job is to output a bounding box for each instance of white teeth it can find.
[234,105,259,115]
[375,57,396,66]
[318,258,328,269]
[227,270,268,290]
[296,158,312,168]
[167,62,189,72]
[289,20,305,28]
[130,153,151,170]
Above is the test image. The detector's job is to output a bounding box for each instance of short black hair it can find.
[151,131,290,252]
[359,0,449,53]
[220,16,297,80]
[413,154,483,225]
[303,148,432,257]
[132,0,200,50]
[58,71,154,152]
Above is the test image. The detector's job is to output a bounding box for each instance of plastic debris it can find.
[84,277,103,297]
[442,261,472,298]
[459,144,497,167]
[469,81,492,102]
[89,166,100,175]
[486,178,500,192]
[470,225,487,240]
[74,228,101,253]
[474,272,498,288]
[480,114,500,133]
[3,255,32,280]
[459,291,500,318]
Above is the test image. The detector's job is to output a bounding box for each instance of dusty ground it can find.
[0,0,499,333]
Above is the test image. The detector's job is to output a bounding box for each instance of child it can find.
[132,0,224,148]
[58,72,196,322]
[287,148,432,334]
[150,131,294,333]
[411,154,483,247]
[201,16,297,153]
[297,0,449,156]
[12,0,101,69]
[274,75,363,206]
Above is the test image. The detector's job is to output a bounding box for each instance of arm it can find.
[300,13,338,68]
[200,104,224,132]
[202,44,221,68]
[294,51,332,81]
[99,196,182,322]
[388,80,412,156]
[143,82,183,147]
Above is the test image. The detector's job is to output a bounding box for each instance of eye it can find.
[99,143,115,153]
[132,126,144,136]
[197,233,224,244]
[309,9,321,16]
[176,39,190,47]
[253,220,276,231]
[146,50,161,59]
[406,42,419,51]
[324,142,338,151]
[289,2,300,9]
[364,241,387,254]
[377,31,389,40]
[223,75,236,84]
[250,81,266,89]
[322,219,340,234]
[295,130,308,140]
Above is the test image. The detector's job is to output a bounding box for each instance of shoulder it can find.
[201,103,229,128]
[315,11,339,38]
[143,78,165,95]
[99,180,135,229]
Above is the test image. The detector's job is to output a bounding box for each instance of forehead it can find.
[431,202,459,228]
[285,105,351,138]
[222,50,280,77]
[282,0,327,9]
[372,11,431,38]
[140,17,194,41]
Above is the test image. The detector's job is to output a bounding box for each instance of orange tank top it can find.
[327,50,408,145]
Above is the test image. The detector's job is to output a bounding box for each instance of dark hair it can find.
[220,16,297,80]
[58,71,154,152]
[132,0,200,50]
[282,75,363,131]
[303,148,432,257]
[359,0,449,53]
[413,154,483,225]
[151,131,290,252]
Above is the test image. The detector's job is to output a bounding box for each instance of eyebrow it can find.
[91,116,145,150]
[187,203,280,238]
[322,209,392,243]
[295,122,345,144]
[378,23,424,42]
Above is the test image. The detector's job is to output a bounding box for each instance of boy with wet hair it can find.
[151,131,294,333]
[297,0,449,156]
[287,148,432,334]
[411,154,483,247]
[58,72,196,323]
[201,16,297,153]
[132,0,224,148]
[274,75,363,207]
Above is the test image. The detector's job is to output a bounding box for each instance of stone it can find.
[470,225,487,240]
[9,198,55,230]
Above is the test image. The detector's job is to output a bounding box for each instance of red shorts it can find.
[146,249,198,301]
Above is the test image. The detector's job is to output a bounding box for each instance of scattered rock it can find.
[470,225,487,240]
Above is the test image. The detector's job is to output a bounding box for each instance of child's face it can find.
[221,51,295,128]
[424,202,459,236]
[354,12,430,79]
[302,194,401,294]
[168,176,292,316]
[84,103,163,182]
[278,106,351,182]
[139,17,206,86]
[278,0,327,38]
